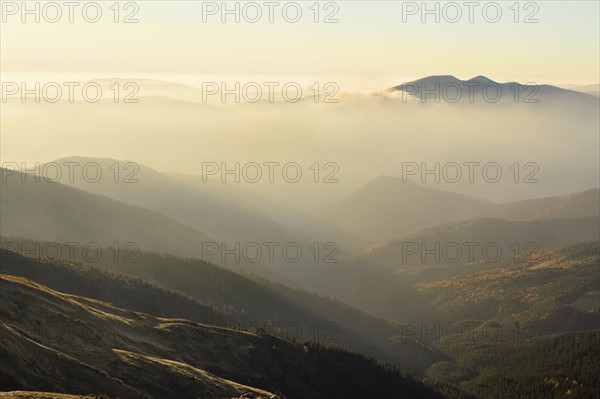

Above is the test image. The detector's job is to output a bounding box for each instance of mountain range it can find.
[316,175,599,242]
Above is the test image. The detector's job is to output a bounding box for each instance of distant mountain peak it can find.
[409,75,498,86]
[466,75,495,84]
[423,74,459,80]
[412,75,460,84]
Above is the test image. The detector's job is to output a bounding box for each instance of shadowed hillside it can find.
[362,216,600,269]
[0,274,445,399]
[0,240,443,373]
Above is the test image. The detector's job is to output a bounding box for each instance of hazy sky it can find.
[1,1,599,86]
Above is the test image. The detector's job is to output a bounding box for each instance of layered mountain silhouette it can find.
[0,168,214,259]
[316,176,599,242]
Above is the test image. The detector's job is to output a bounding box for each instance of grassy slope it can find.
[0,274,445,399]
